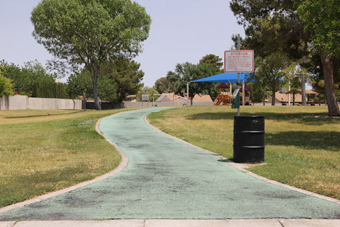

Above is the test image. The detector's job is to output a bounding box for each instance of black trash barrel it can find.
[233,115,265,163]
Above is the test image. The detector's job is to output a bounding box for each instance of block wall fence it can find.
[0,95,82,110]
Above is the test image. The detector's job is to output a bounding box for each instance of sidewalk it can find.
[1,219,340,227]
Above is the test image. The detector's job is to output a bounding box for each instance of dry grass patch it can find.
[0,109,130,207]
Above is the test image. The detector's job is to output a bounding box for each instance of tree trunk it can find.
[190,96,193,106]
[92,67,101,110]
[271,86,276,106]
[263,93,266,106]
[301,74,306,106]
[321,53,339,116]
[301,50,307,106]
[82,97,87,111]
[4,95,9,110]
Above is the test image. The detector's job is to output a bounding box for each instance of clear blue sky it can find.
[0,0,245,87]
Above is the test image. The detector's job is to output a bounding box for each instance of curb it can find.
[2,219,340,227]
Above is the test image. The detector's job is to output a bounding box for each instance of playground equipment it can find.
[214,83,251,106]
[214,93,231,106]
[214,83,231,106]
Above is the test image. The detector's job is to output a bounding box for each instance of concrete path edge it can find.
[2,219,340,227]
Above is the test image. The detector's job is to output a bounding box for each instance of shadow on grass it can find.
[186,111,339,125]
[266,131,340,152]
[4,111,81,119]
[186,112,235,120]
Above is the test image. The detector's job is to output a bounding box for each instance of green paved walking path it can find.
[1,108,340,220]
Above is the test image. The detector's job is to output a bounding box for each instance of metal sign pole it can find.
[237,34,240,116]
[187,82,189,106]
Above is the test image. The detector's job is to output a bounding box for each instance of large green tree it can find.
[252,53,286,105]
[231,0,340,115]
[199,54,224,74]
[305,54,340,104]
[230,0,311,105]
[298,0,340,116]
[67,71,93,101]
[0,72,14,97]
[67,59,142,105]
[167,62,216,105]
[0,60,57,96]
[0,61,21,94]
[154,77,171,94]
[230,0,309,59]
[100,58,144,103]
[97,74,118,103]
[198,54,224,100]
[31,0,151,110]
[33,75,67,99]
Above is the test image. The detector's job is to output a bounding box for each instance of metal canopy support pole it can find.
[301,56,307,106]
[242,79,245,106]
[187,82,189,106]
[229,80,232,102]
[301,74,306,106]
[237,77,240,116]
[288,79,291,106]
[237,34,241,116]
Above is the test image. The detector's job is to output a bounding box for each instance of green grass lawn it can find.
[148,105,340,200]
[0,109,129,208]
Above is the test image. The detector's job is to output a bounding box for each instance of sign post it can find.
[224,36,254,115]
[224,50,254,74]
[142,94,149,108]
[225,38,264,164]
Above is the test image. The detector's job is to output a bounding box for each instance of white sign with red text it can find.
[224,50,254,73]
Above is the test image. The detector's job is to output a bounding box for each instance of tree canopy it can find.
[0,71,14,97]
[167,62,217,105]
[249,53,286,105]
[199,54,224,73]
[230,0,309,59]
[230,0,340,115]
[67,71,93,101]
[298,0,340,115]
[154,77,172,94]
[31,0,151,110]
[0,60,63,98]
[298,0,340,58]
[67,58,143,105]
[100,58,144,103]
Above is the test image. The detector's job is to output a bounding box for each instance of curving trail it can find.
[0,108,339,220]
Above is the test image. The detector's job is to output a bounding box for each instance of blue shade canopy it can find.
[190,72,253,83]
